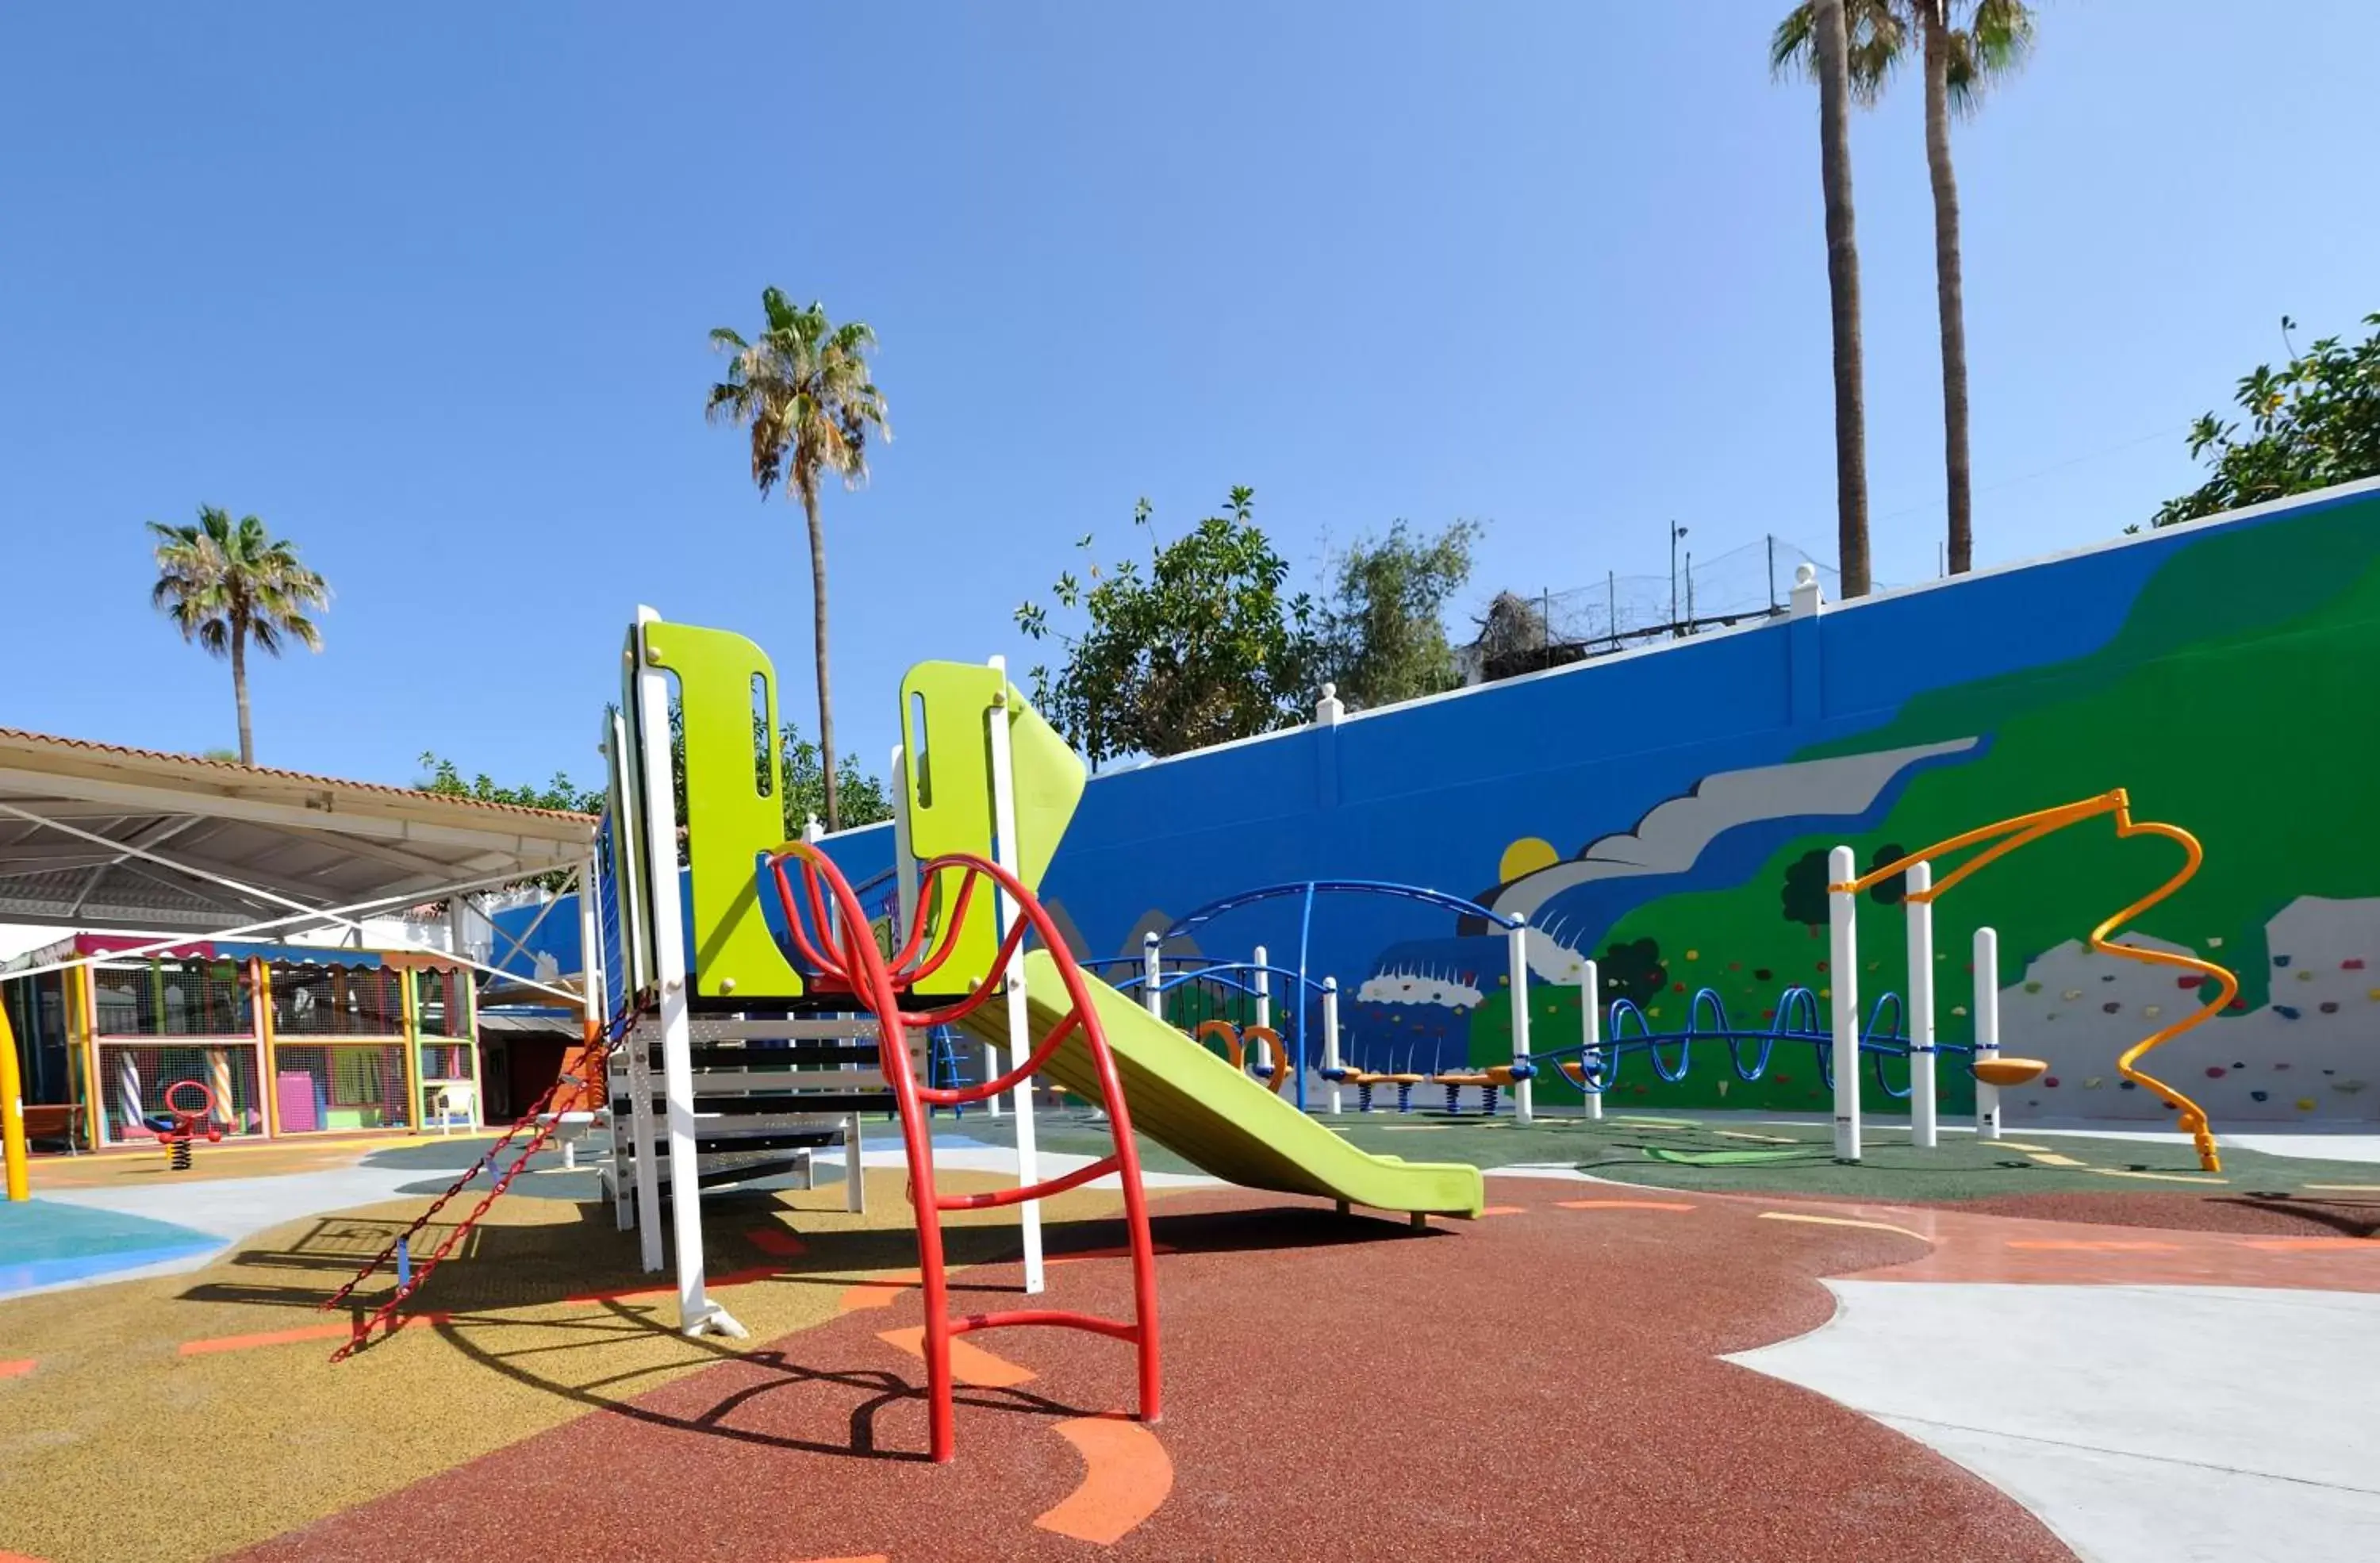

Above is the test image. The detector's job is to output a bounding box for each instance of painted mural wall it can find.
[807,479,2380,1125]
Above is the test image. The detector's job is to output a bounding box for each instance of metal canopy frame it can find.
[0,728,597,1008]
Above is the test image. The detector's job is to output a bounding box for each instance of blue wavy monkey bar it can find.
[1533,985,1941,1104]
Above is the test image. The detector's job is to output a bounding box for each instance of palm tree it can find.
[147,506,330,766]
[1775,0,2033,578]
[1781,0,1873,598]
[706,289,889,831]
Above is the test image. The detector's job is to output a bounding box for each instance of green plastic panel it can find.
[957,951,1484,1215]
[643,617,804,1000]
[897,662,1086,997]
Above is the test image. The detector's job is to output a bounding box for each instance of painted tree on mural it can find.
[2152,313,2380,527]
[1782,849,1832,935]
[1599,937,1670,1008]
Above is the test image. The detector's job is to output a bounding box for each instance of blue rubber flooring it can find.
[0,1199,222,1296]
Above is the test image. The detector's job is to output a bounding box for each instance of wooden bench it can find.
[20,1103,86,1154]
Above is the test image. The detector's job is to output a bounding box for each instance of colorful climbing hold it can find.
[2102,1001,2122,1014]
[2276,1005,2301,1020]
[2274,954,2293,967]
[1753,968,1773,981]
[2043,1076,2060,1088]
[2296,1097,2317,1111]
[2063,989,2083,1001]
[2024,981,2044,994]
[2251,1090,2270,1103]
[2297,969,2316,982]
[2143,1005,2162,1019]
[2205,1066,2227,1078]
[1686,950,1699,961]
[2344,958,2367,971]
[2120,1080,2138,1090]
[2320,1001,2340,1014]
[2083,1076,2104,1089]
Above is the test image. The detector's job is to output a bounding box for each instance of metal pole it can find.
[1322,977,1342,1115]
[1253,944,1272,1077]
[635,609,742,1338]
[1768,534,1778,613]
[1142,933,1163,1020]
[1606,570,1618,652]
[1828,845,1861,1162]
[1974,925,2002,1141]
[1669,525,1679,632]
[1,999,28,1201]
[1580,958,1603,1122]
[1507,914,1534,1124]
[986,657,1044,1295]
[1906,860,1937,1150]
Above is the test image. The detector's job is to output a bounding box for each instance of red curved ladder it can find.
[766,843,1161,1464]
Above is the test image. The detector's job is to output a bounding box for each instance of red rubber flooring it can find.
[1946,1188,2380,1238]
[232,1189,2075,1563]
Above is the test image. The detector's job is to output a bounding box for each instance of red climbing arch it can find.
[765,841,1161,1465]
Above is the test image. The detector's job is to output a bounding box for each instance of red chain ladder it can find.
[321,1023,610,1358]
[767,843,1161,1464]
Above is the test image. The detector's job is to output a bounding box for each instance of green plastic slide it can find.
[956,950,1485,1218]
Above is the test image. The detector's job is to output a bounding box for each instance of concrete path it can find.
[1729,1281,2380,1563]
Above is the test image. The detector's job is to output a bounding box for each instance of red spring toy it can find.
[155,1078,225,1171]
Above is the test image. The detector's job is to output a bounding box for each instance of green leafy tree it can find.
[706,289,890,831]
[2152,313,2380,527]
[1015,488,1318,765]
[1772,0,1873,598]
[1775,1,2033,578]
[1318,520,1480,711]
[416,755,602,813]
[147,505,331,766]
[775,720,892,835]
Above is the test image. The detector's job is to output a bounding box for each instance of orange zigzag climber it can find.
[1839,789,2237,1173]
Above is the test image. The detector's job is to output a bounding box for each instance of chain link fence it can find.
[1463,534,1852,684]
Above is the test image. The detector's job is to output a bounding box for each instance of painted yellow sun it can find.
[1499,836,1560,883]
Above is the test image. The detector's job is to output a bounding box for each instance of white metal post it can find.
[634,610,742,1337]
[1142,933,1163,1019]
[985,658,1045,1296]
[1507,914,1534,1124]
[575,856,608,1182]
[1974,925,2002,1141]
[1828,845,1861,1162]
[1322,976,1342,1115]
[1253,944,1273,1077]
[1906,860,1937,1150]
[1580,958,1603,1121]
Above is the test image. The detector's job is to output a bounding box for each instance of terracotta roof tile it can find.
[0,727,598,824]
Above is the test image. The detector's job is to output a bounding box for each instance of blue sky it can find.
[4,1,2374,795]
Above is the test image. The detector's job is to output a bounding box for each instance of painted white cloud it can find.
[1486,738,1983,925]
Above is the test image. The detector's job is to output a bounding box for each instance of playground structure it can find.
[1823,789,2236,1172]
[1100,880,1541,1121]
[323,609,1484,1465]
[1084,791,2228,1173]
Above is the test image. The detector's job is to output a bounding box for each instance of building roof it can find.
[0,728,597,936]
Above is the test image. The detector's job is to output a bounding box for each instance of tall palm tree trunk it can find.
[1922,4,1973,576]
[1814,0,1871,598]
[231,623,255,766]
[800,482,841,831]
